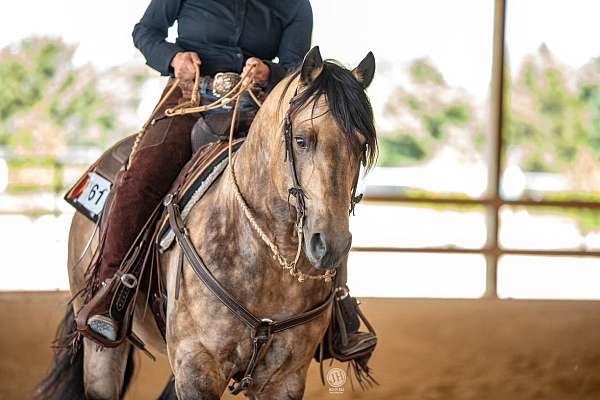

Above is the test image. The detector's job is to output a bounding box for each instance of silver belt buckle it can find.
[213,72,241,97]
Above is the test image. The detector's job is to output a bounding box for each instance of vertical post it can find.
[485,0,507,298]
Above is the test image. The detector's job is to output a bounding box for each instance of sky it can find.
[2,0,600,130]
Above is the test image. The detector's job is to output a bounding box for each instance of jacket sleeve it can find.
[132,0,185,76]
[263,0,313,91]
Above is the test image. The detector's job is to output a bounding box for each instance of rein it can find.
[127,63,258,169]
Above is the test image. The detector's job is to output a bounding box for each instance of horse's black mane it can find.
[280,60,378,170]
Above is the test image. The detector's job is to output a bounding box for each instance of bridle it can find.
[227,82,338,283]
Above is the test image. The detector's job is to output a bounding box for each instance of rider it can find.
[85,0,373,357]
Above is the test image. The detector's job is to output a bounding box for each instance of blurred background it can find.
[2,1,600,399]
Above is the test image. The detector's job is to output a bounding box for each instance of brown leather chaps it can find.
[99,80,195,283]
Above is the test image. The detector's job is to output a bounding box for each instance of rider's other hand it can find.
[243,57,270,86]
[171,52,201,81]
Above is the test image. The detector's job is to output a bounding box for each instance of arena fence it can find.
[354,0,600,298]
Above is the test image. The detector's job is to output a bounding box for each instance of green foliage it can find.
[378,133,429,166]
[383,46,600,184]
[378,46,600,233]
[410,58,445,85]
[0,39,63,121]
[0,36,150,193]
[0,37,148,156]
[443,104,470,125]
[381,58,475,167]
[505,46,600,173]
[579,82,600,158]
[525,192,600,233]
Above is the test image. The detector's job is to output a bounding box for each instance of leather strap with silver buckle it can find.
[120,273,138,289]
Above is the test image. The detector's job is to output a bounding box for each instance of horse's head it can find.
[271,47,378,270]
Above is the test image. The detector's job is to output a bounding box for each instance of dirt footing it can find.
[2,292,600,399]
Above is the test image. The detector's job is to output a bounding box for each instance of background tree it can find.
[380,58,482,167]
[506,44,600,191]
[380,47,600,194]
[0,37,149,157]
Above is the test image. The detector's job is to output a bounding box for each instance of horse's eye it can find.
[294,136,307,149]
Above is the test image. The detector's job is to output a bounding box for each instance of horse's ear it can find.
[352,51,376,89]
[300,46,324,87]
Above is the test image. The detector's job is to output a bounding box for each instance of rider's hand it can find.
[170,52,201,81]
[243,57,270,86]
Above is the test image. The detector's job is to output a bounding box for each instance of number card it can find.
[78,172,112,217]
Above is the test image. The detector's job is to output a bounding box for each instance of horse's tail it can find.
[34,304,85,400]
[34,304,136,400]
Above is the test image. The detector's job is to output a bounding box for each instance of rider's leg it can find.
[88,80,197,340]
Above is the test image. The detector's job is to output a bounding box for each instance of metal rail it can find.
[363,196,600,209]
[351,246,600,258]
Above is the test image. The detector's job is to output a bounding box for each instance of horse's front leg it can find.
[250,365,310,400]
[168,338,228,400]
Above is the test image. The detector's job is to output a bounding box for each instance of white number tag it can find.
[78,172,112,217]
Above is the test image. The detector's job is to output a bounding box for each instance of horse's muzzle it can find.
[306,231,352,270]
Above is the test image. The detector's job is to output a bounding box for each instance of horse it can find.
[37,46,377,400]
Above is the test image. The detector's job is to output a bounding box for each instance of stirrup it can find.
[87,315,118,342]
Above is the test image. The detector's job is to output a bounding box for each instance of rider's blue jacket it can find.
[132,0,313,89]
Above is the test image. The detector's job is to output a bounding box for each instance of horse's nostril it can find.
[310,233,327,260]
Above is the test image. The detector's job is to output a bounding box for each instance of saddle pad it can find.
[156,139,245,252]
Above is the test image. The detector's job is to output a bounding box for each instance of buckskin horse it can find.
[37,47,377,399]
